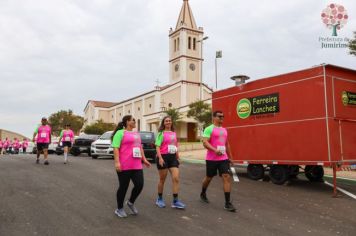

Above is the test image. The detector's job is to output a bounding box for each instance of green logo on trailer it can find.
[237,98,251,119]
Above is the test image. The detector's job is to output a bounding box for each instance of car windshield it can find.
[77,134,99,140]
[139,132,154,141]
[100,132,113,140]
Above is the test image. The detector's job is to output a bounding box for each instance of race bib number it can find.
[40,132,47,138]
[217,146,226,155]
[64,137,71,141]
[133,147,142,158]
[168,145,177,154]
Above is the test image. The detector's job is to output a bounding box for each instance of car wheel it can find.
[91,155,98,159]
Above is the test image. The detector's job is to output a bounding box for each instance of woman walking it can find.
[155,116,185,209]
[58,124,74,164]
[111,115,151,218]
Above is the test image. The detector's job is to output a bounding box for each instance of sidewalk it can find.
[180,149,356,180]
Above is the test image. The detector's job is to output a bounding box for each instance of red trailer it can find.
[213,64,356,193]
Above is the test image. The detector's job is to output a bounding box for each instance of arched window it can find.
[177,37,180,50]
[188,37,191,49]
[174,39,176,52]
[193,38,196,50]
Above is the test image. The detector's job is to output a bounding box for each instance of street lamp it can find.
[197,36,209,100]
[215,51,222,90]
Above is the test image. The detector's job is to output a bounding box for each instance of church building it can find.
[83,0,212,141]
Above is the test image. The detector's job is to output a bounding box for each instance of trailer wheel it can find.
[269,165,289,185]
[289,165,300,179]
[305,165,324,182]
[247,164,264,180]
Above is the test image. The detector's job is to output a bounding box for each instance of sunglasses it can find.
[131,119,136,122]
[215,115,224,118]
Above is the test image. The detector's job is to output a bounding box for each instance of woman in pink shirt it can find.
[0,139,3,155]
[111,115,151,218]
[155,116,185,209]
[58,124,75,164]
[22,138,29,154]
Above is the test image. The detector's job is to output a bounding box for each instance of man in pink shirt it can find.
[33,117,52,165]
[200,110,236,212]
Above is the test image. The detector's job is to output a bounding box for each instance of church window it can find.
[188,37,191,49]
[193,38,196,50]
[168,103,173,108]
[174,39,176,52]
[177,37,180,50]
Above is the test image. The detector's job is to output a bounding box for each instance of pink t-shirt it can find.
[156,131,178,155]
[13,140,20,149]
[3,140,9,148]
[22,141,29,148]
[112,130,143,171]
[204,125,229,161]
[0,141,3,148]
[61,130,74,142]
[36,125,51,143]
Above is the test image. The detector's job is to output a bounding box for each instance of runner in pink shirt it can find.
[58,124,75,164]
[22,138,29,154]
[0,139,3,155]
[33,117,52,165]
[155,116,185,209]
[200,110,236,212]
[111,115,151,218]
[13,138,20,154]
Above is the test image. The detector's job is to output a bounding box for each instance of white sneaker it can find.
[114,208,127,218]
[126,200,138,215]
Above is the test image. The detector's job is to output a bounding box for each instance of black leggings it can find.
[116,170,144,209]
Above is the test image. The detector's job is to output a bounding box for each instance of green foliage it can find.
[349,31,356,56]
[83,120,116,135]
[165,108,182,125]
[48,110,84,136]
[187,100,212,128]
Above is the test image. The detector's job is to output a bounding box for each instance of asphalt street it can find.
[0,154,355,236]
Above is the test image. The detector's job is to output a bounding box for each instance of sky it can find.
[0,0,355,138]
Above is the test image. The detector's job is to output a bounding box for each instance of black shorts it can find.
[156,154,179,170]
[206,160,230,177]
[62,142,72,147]
[37,143,49,151]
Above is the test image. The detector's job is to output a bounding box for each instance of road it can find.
[0,154,355,236]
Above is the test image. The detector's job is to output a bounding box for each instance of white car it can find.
[90,131,113,159]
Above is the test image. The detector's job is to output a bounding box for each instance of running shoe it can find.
[36,159,39,164]
[126,200,138,215]
[44,160,49,165]
[171,200,186,209]
[224,202,236,212]
[114,208,127,218]
[200,193,209,203]
[155,198,166,208]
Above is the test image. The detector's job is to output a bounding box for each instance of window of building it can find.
[174,39,176,51]
[168,103,172,108]
[177,37,180,50]
[128,110,130,114]
[112,115,114,118]
[137,119,141,131]
[188,37,191,49]
[119,113,121,116]
[149,104,152,108]
[138,107,140,111]
[193,38,196,50]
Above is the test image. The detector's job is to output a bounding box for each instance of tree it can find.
[349,31,356,56]
[83,120,116,135]
[48,110,84,136]
[187,100,212,129]
[165,108,182,125]
[321,3,348,36]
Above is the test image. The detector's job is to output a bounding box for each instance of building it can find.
[83,0,212,141]
[0,129,29,141]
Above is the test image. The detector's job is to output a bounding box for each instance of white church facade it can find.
[83,0,212,141]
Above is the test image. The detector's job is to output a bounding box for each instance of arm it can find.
[202,138,222,155]
[33,126,39,142]
[113,148,121,171]
[58,130,63,143]
[226,141,233,164]
[141,147,151,167]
